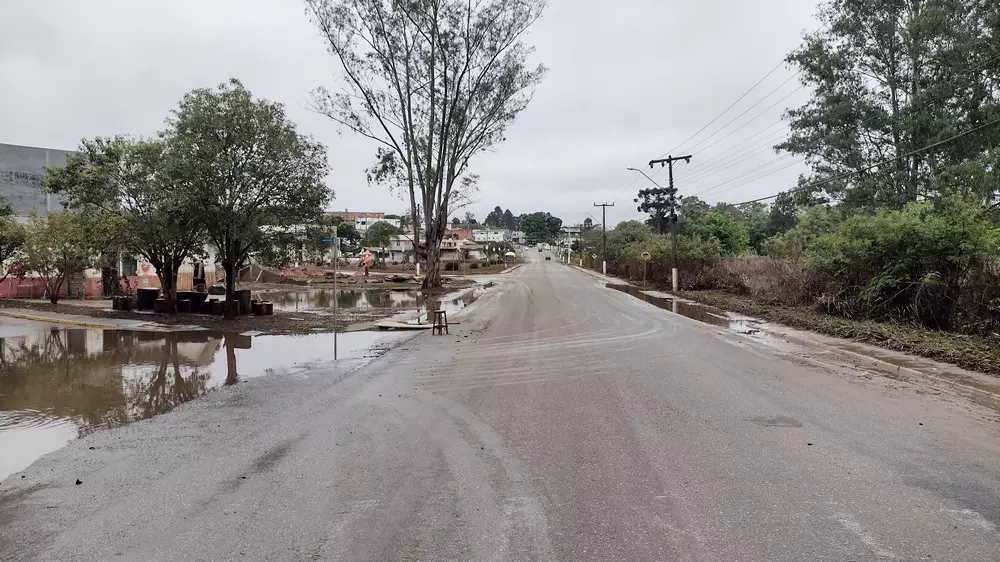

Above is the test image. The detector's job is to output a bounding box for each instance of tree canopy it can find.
[46,136,206,306]
[780,0,1000,208]
[167,79,330,311]
[520,212,562,245]
[307,0,547,287]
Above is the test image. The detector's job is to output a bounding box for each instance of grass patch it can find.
[680,290,1000,376]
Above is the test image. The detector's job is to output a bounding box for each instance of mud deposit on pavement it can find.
[607,284,762,334]
[0,325,406,480]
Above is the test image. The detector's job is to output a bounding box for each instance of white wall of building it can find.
[356,218,401,233]
[473,229,510,243]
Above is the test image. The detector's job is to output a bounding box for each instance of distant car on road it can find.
[545,256,551,261]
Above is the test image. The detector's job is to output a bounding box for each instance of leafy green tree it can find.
[504,209,516,230]
[520,212,563,245]
[484,206,505,228]
[45,137,206,308]
[684,212,749,256]
[582,217,594,231]
[451,217,461,227]
[764,204,843,259]
[20,212,103,304]
[780,0,1000,207]
[307,0,546,288]
[737,201,770,254]
[328,217,360,246]
[362,221,400,248]
[168,80,330,314]
[606,220,652,260]
[767,191,799,237]
[679,196,710,223]
[0,203,27,284]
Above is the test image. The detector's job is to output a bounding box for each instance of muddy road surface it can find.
[2,255,999,561]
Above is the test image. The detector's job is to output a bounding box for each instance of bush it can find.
[469,262,479,270]
[683,212,750,255]
[443,261,460,271]
[807,196,1000,331]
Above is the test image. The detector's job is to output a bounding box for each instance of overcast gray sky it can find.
[0,0,819,227]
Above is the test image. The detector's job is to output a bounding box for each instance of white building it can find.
[510,231,526,245]
[387,234,415,264]
[559,225,583,247]
[473,229,510,243]
[357,217,401,233]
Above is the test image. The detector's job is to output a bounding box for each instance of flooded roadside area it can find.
[262,287,480,320]
[607,284,763,334]
[0,320,407,481]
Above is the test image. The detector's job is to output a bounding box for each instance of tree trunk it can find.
[224,334,239,386]
[422,226,444,289]
[47,276,64,304]
[155,259,178,313]
[223,260,236,319]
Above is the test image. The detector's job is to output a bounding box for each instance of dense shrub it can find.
[807,196,1000,330]
[469,262,479,270]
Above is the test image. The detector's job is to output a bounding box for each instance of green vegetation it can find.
[520,212,563,245]
[611,0,1000,358]
[19,212,122,304]
[46,137,206,307]
[46,80,330,312]
[0,203,27,285]
[362,221,401,249]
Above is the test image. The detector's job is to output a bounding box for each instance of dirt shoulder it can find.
[679,290,1000,377]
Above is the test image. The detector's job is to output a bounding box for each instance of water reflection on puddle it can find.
[0,325,404,480]
[263,288,478,316]
[607,284,762,334]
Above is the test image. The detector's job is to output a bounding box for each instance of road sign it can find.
[322,236,339,247]
[591,253,598,259]
[640,251,651,261]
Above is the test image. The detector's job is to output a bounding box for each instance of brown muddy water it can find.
[262,287,479,317]
[607,284,763,334]
[0,322,408,481]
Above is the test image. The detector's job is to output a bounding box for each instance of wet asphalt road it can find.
[2,254,1000,561]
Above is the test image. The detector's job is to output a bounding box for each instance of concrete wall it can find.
[0,143,72,217]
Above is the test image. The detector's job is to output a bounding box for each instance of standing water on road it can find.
[263,287,478,316]
[0,323,406,480]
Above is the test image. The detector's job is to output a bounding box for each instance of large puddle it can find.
[0,324,406,480]
[262,287,478,317]
[607,284,762,334]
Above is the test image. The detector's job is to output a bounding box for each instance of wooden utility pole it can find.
[593,202,614,274]
[647,156,691,268]
[648,155,691,291]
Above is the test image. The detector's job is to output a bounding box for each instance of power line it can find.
[657,60,788,159]
[731,116,1000,205]
[680,121,789,177]
[683,128,791,185]
[685,86,803,157]
[681,72,801,156]
[692,156,806,198]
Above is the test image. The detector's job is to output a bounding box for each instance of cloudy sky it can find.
[0,0,819,227]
